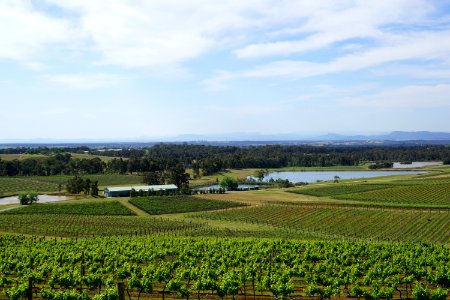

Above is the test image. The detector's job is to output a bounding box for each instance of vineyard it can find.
[333,184,450,207]
[0,166,449,299]
[0,215,211,238]
[191,204,450,243]
[289,170,450,208]
[0,178,59,197]
[129,196,246,215]
[0,174,144,197]
[289,184,392,197]
[0,201,135,216]
[0,236,449,300]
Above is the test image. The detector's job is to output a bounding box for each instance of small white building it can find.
[103,184,178,197]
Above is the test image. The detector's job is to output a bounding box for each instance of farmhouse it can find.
[103,184,178,197]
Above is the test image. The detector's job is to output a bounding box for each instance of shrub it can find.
[18,192,39,205]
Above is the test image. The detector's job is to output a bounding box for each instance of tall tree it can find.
[66,175,85,194]
[90,180,99,197]
[167,163,190,192]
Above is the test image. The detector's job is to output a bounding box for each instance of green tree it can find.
[90,180,99,197]
[66,175,85,194]
[219,176,239,191]
[167,163,190,193]
[84,178,91,195]
[18,192,39,205]
[191,160,201,179]
[143,172,162,185]
[254,169,268,182]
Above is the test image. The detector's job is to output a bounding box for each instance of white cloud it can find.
[0,0,435,69]
[0,0,75,61]
[341,84,450,108]
[233,0,432,59]
[46,73,124,90]
[233,30,450,79]
[43,0,267,68]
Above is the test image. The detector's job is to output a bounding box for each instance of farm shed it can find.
[104,184,178,197]
[237,184,259,191]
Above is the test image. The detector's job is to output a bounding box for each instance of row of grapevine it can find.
[0,215,208,237]
[0,236,448,299]
[334,184,450,207]
[129,196,246,215]
[191,204,450,243]
[1,201,135,216]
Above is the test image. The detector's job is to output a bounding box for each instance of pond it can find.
[393,161,443,169]
[0,194,69,205]
[252,170,425,184]
[194,184,259,191]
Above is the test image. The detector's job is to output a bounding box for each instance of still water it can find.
[0,195,69,205]
[257,170,425,183]
[393,161,443,168]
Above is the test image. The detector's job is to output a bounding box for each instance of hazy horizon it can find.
[2,130,450,144]
[1,1,450,140]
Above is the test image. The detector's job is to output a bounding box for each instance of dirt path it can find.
[116,198,150,217]
[0,206,20,212]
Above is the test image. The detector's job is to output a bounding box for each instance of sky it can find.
[1,0,450,141]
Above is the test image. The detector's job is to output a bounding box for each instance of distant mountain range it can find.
[1,131,450,147]
[315,131,450,141]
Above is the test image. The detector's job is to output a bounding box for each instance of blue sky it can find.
[1,0,450,140]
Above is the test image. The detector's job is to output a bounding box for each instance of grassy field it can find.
[189,168,258,186]
[269,165,371,171]
[31,174,144,186]
[129,195,246,215]
[69,152,122,162]
[0,153,49,161]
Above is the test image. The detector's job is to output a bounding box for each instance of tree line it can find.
[1,144,449,177]
[0,154,103,176]
[94,144,450,174]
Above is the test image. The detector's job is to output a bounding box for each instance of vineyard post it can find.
[118,282,125,300]
[27,276,32,300]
